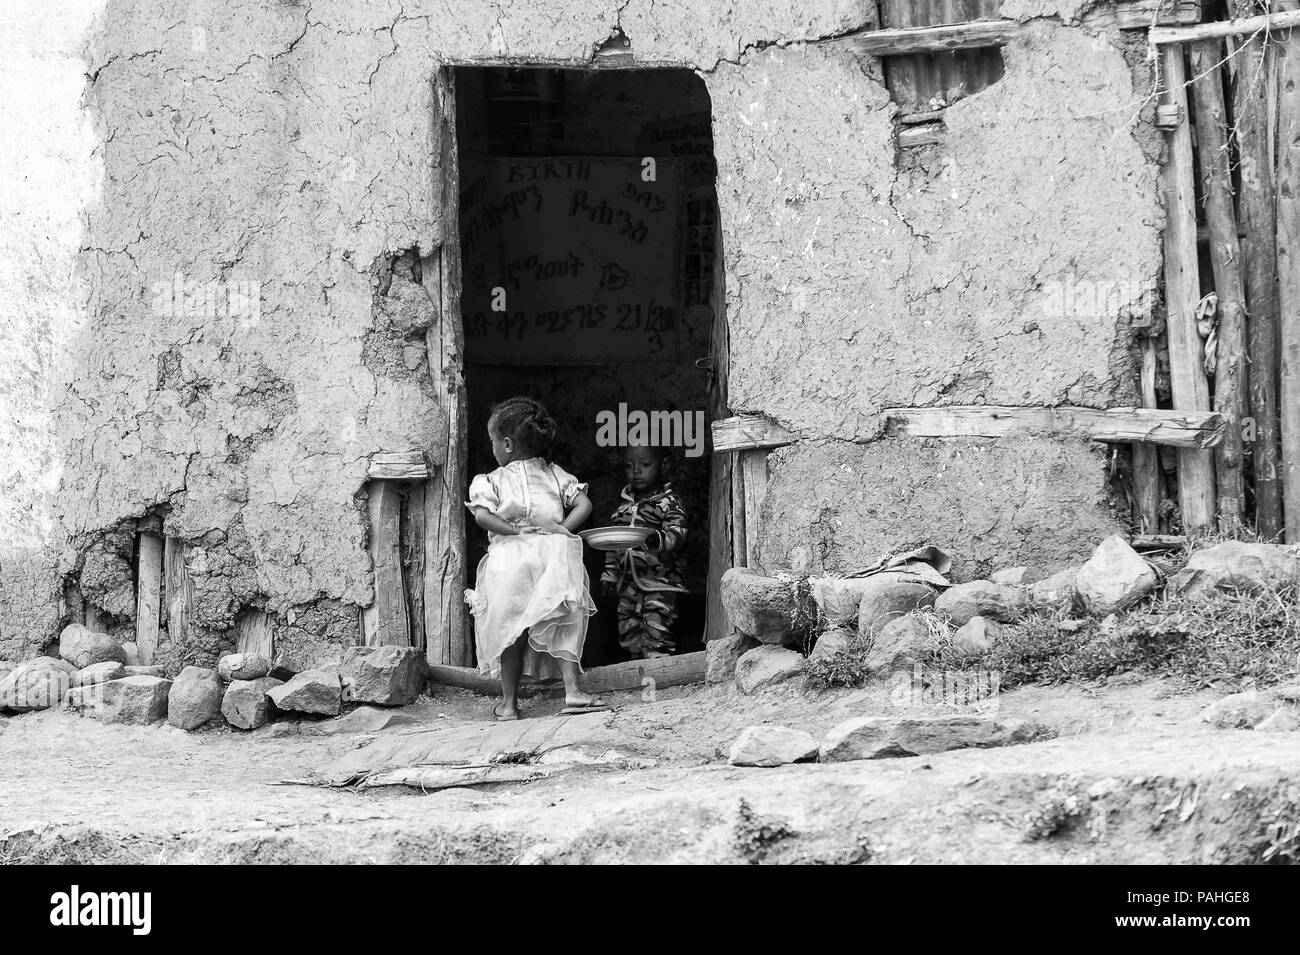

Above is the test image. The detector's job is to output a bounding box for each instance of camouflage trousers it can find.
[615,584,679,657]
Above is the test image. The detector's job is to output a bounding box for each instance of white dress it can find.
[463,458,596,680]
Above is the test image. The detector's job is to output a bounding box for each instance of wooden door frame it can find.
[428,63,732,667]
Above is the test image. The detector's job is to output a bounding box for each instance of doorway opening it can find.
[452,65,726,668]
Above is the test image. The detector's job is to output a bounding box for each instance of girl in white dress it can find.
[464,397,602,720]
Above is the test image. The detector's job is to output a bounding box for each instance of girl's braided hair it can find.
[489,396,557,459]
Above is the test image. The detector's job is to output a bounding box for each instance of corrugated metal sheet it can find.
[880,0,1006,114]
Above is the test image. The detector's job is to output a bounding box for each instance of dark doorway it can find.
[454,66,724,668]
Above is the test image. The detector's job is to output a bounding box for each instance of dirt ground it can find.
[2,676,1299,864]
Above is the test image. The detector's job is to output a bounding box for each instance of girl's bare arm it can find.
[471,506,521,536]
[561,492,592,532]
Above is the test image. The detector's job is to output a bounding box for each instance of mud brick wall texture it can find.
[1,0,1154,664]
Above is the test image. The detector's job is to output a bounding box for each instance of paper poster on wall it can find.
[460,154,682,365]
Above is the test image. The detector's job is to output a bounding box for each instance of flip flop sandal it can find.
[493,703,521,721]
[560,699,611,715]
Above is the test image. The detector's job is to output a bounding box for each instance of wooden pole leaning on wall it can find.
[134,532,164,665]
[711,414,798,573]
[1279,5,1300,542]
[362,478,411,647]
[1160,45,1218,534]
[1190,39,1249,532]
[1233,0,1284,540]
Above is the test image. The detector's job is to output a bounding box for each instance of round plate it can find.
[578,526,654,552]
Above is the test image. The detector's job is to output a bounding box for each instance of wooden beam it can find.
[134,532,164,665]
[1110,0,1204,29]
[424,68,471,668]
[845,20,1019,57]
[881,406,1225,448]
[163,536,194,649]
[1279,8,1300,541]
[740,450,770,572]
[1160,46,1218,532]
[1190,40,1248,530]
[1234,0,1283,540]
[235,608,274,658]
[711,414,797,454]
[899,123,945,148]
[367,451,428,481]
[1150,8,1300,43]
[362,479,410,647]
[427,651,707,697]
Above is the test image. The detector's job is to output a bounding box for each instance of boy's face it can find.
[623,446,664,493]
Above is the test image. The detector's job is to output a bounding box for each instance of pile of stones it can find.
[0,624,428,733]
[713,535,1300,695]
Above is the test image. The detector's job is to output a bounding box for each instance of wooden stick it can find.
[1233,0,1284,540]
[740,450,769,572]
[1150,8,1300,44]
[362,479,410,647]
[428,651,707,697]
[845,20,1019,57]
[1190,40,1249,531]
[1279,8,1300,540]
[1133,339,1164,533]
[163,536,194,648]
[881,405,1225,448]
[711,414,797,453]
[134,532,164,665]
[1160,46,1218,532]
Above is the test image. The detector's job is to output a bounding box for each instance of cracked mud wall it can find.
[707,21,1159,575]
[1,0,1160,661]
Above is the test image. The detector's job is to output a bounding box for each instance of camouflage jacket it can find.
[601,483,688,592]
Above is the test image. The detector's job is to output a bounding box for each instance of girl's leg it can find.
[497,632,528,717]
[556,659,600,707]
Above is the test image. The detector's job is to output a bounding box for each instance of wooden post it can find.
[362,479,410,647]
[740,450,769,571]
[1234,0,1284,540]
[405,483,427,651]
[1190,40,1249,531]
[423,68,471,667]
[704,219,732,645]
[1279,7,1300,541]
[1134,336,1164,533]
[134,532,164,665]
[163,536,194,649]
[1161,45,1218,534]
[235,609,274,658]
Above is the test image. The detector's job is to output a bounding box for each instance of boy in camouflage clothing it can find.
[601,445,689,658]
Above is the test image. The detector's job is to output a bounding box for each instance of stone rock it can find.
[706,631,760,683]
[728,725,819,767]
[1200,690,1287,729]
[0,657,77,712]
[340,646,427,706]
[266,668,342,715]
[720,568,804,645]
[808,576,873,628]
[819,715,1047,762]
[168,666,223,730]
[1254,706,1300,733]
[863,613,929,673]
[1030,567,1079,611]
[65,675,171,724]
[125,665,166,678]
[734,645,804,695]
[121,642,141,666]
[935,580,1028,627]
[221,677,283,730]
[808,627,853,664]
[217,652,271,682]
[952,616,999,654]
[1170,541,1300,599]
[306,705,421,736]
[73,661,128,687]
[58,624,128,669]
[1075,536,1158,616]
[856,572,938,637]
[991,567,1030,586]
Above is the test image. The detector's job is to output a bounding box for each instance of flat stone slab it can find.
[820,715,1050,762]
[728,725,819,767]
